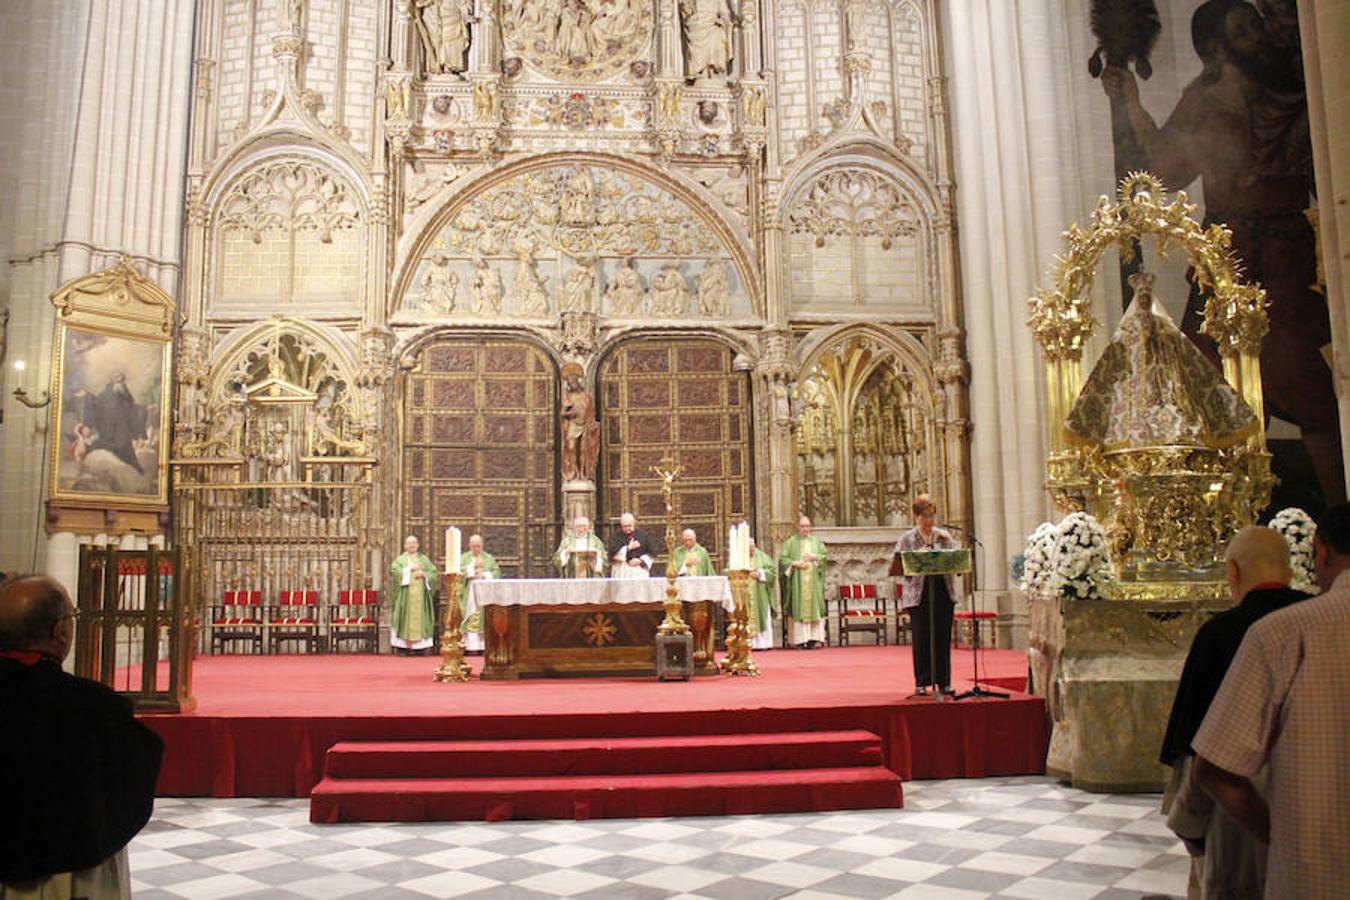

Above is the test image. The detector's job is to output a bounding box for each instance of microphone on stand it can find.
[940,524,982,548]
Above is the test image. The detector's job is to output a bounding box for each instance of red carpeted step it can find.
[323,730,884,779]
[310,765,904,823]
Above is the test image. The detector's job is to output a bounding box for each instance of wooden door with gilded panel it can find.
[598,338,753,568]
[402,338,558,577]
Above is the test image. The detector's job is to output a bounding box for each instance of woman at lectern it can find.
[895,494,957,696]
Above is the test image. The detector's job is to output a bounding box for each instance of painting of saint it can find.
[52,328,169,503]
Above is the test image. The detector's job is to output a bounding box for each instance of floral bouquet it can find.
[1045,512,1114,600]
[1269,507,1318,594]
[1019,522,1059,592]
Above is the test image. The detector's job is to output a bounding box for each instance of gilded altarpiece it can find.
[599,338,752,565]
[401,338,558,576]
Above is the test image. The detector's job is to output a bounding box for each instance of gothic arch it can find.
[792,323,942,526]
[207,317,365,418]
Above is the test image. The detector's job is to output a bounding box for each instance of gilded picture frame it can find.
[46,258,176,509]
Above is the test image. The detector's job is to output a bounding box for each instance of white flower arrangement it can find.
[1045,512,1114,600]
[1020,522,1059,592]
[1269,507,1318,594]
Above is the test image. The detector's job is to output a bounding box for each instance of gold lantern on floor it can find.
[1025,173,1274,790]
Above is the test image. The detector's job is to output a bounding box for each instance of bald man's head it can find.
[1225,526,1292,600]
[0,575,76,659]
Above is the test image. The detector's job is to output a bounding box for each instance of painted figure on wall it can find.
[1099,0,1342,509]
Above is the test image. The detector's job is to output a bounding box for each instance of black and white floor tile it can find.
[127,777,1189,899]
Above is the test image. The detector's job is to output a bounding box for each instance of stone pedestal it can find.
[562,479,596,528]
[1028,587,1228,792]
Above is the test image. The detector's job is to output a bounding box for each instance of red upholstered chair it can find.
[268,590,323,654]
[953,609,998,649]
[329,590,381,654]
[210,590,265,654]
[838,583,887,646]
[893,584,912,645]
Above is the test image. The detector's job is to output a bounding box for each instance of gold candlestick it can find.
[721,568,759,676]
[652,455,690,636]
[433,571,471,683]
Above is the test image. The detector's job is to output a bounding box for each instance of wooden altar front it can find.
[467,576,734,679]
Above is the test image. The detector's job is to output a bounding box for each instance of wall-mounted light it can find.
[11,360,50,409]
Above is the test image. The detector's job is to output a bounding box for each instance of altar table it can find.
[467,576,734,679]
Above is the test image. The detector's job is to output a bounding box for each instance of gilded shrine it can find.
[1026,174,1275,791]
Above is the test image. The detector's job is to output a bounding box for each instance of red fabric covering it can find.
[311,766,904,823]
[322,731,885,779]
[140,646,1047,798]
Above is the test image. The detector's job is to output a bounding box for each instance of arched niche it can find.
[390,155,759,325]
[794,327,938,526]
[207,156,366,316]
[781,150,937,314]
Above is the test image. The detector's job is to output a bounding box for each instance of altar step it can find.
[309,730,903,823]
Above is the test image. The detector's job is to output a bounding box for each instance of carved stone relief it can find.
[398,163,748,321]
[501,0,655,82]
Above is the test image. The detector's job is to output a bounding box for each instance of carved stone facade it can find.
[167,0,965,602]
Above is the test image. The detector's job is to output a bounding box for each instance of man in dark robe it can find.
[606,512,657,580]
[0,575,164,893]
[1158,526,1308,899]
[77,371,148,473]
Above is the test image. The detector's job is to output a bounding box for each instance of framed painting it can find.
[46,257,176,510]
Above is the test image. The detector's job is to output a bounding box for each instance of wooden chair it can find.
[268,590,323,653]
[209,590,265,654]
[838,583,887,646]
[953,609,998,649]
[329,590,381,653]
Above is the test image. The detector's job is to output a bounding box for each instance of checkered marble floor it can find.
[127,776,1189,899]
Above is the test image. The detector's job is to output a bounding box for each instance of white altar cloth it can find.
[468,575,733,615]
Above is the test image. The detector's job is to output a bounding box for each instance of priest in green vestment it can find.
[748,536,779,650]
[555,515,607,577]
[779,515,828,648]
[459,533,500,653]
[390,534,440,655]
[674,528,716,577]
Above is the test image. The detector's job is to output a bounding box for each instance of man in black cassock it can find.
[1158,526,1309,899]
[606,512,657,580]
[0,575,164,894]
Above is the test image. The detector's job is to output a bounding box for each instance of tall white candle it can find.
[446,526,461,573]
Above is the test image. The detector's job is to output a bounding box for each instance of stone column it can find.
[471,0,502,74]
[942,0,1094,598]
[0,1,194,573]
[1298,0,1350,489]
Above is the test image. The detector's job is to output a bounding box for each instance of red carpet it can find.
[140,646,1047,804]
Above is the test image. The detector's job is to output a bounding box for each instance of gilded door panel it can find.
[402,338,558,577]
[599,338,752,568]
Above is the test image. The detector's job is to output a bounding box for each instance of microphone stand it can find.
[946,525,1007,701]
